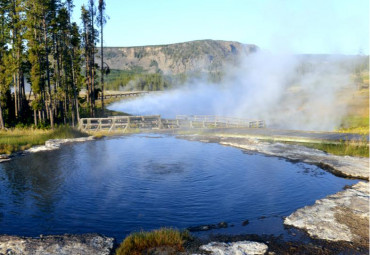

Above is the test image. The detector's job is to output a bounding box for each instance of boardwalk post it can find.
[79,118,84,130]
[157,116,163,129]
[98,119,102,130]
[109,118,116,132]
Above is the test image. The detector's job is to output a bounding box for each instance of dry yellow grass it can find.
[116,228,189,255]
[0,127,87,154]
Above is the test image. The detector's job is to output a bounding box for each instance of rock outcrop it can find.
[218,137,369,180]
[199,241,268,255]
[284,181,369,245]
[99,40,258,75]
[0,234,114,255]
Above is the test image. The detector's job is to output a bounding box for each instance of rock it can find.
[0,154,10,163]
[199,241,268,255]
[242,220,249,226]
[0,234,114,255]
[26,136,95,153]
[220,138,369,180]
[0,154,9,159]
[187,222,228,232]
[217,222,228,228]
[284,181,369,245]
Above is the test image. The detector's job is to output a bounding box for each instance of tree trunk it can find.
[71,100,75,127]
[20,72,25,105]
[49,108,54,128]
[34,109,37,126]
[43,17,54,129]
[0,102,4,129]
[100,13,104,115]
[85,45,90,112]
[91,58,95,117]
[91,5,95,117]
[13,73,18,117]
[71,49,80,123]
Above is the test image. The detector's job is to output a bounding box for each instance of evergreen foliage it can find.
[0,0,106,129]
[102,69,224,91]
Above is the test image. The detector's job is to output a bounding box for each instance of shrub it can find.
[116,228,189,255]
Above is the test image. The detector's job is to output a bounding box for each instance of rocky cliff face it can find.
[98,40,258,74]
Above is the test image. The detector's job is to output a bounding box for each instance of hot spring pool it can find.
[0,134,357,240]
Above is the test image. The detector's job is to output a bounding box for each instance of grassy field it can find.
[337,115,369,135]
[0,127,88,155]
[115,228,190,255]
[336,75,369,135]
[296,139,369,158]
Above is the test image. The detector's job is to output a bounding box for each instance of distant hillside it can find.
[97,40,258,75]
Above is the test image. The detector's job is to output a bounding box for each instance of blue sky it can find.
[71,0,369,54]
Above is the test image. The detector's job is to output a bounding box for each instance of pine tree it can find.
[9,0,26,120]
[81,2,98,117]
[64,0,81,125]
[88,0,96,117]
[0,0,11,128]
[70,21,82,125]
[25,0,48,126]
[97,0,106,113]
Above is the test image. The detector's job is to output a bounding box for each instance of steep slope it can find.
[97,40,258,75]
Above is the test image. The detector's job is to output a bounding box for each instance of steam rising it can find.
[109,51,358,131]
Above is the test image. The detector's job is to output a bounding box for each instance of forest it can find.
[102,69,225,91]
[0,0,107,129]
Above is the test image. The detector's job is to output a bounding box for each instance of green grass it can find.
[338,115,369,135]
[0,126,88,154]
[116,228,190,255]
[302,139,369,158]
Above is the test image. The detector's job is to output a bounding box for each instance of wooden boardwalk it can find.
[79,115,265,132]
[97,91,149,100]
[170,115,265,129]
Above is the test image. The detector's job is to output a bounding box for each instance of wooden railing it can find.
[79,115,265,132]
[79,115,162,131]
[169,115,265,129]
[97,91,149,100]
